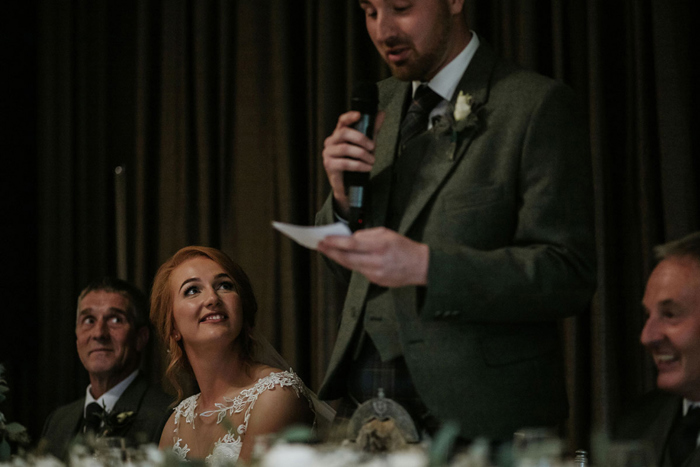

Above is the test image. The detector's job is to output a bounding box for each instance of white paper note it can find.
[272,221,352,250]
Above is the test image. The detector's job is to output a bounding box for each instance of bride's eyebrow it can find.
[179,277,200,292]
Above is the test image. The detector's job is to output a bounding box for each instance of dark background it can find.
[2,0,39,442]
[1,0,699,453]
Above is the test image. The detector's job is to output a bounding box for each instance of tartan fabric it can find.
[336,336,441,437]
[398,84,443,149]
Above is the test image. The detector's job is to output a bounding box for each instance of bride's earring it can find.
[172,330,181,341]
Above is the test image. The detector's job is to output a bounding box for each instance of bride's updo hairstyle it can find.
[150,246,258,401]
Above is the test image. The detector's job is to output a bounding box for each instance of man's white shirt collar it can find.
[411,31,480,101]
[411,32,479,129]
[84,370,139,415]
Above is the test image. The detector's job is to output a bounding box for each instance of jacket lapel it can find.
[112,373,147,414]
[69,399,86,436]
[369,80,409,229]
[685,448,700,467]
[654,396,682,467]
[103,374,148,437]
[396,43,497,236]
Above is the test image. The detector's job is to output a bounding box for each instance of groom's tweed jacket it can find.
[317,41,596,440]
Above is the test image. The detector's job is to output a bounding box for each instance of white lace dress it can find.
[170,370,307,465]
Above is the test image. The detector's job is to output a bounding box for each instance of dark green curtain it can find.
[2,0,698,453]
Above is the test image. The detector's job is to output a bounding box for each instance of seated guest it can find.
[41,277,173,459]
[616,231,700,467]
[151,246,315,464]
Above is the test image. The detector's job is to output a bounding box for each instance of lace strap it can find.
[240,371,303,435]
[173,394,200,431]
[196,371,303,435]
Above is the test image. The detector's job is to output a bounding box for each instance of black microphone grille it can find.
[351,81,378,114]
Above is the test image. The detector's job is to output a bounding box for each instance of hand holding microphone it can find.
[344,82,378,231]
[321,81,379,231]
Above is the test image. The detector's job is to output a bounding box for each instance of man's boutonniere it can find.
[435,91,479,160]
[98,410,135,437]
[453,91,472,122]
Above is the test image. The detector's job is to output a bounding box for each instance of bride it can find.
[150,246,315,464]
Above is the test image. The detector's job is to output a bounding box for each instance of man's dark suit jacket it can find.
[41,373,173,460]
[316,41,596,440]
[616,391,700,467]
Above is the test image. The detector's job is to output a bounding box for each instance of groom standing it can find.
[41,278,172,459]
[317,0,596,440]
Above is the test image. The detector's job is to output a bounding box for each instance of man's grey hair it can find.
[76,277,149,329]
[654,231,700,264]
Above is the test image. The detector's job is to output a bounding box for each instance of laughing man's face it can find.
[641,256,700,400]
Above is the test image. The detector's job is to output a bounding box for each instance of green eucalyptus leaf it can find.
[280,425,315,443]
[429,420,460,467]
[5,422,26,435]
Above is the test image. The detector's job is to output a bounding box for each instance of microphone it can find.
[345,81,378,232]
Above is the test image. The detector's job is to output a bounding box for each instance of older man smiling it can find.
[617,232,700,467]
[41,277,172,460]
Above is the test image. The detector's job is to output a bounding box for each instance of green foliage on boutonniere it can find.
[432,91,481,160]
[97,409,136,437]
[0,365,30,461]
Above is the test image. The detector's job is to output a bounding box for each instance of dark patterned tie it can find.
[82,402,103,434]
[668,406,700,466]
[398,84,443,150]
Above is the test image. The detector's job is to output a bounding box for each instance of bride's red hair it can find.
[150,246,257,402]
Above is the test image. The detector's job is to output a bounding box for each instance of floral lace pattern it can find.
[170,370,306,464]
[172,438,191,459]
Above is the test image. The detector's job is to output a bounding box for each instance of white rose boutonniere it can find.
[453,91,472,122]
[114,411,135,424]
[98,409,136,437]
[434,91,479,160]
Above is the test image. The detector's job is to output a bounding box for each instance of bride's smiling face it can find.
[170,256,243,350]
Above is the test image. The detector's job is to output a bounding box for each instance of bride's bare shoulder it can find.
[249,363,285,380]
